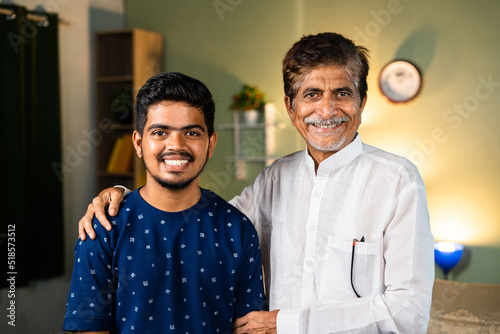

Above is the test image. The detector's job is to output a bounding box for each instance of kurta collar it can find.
[304,134,363,177]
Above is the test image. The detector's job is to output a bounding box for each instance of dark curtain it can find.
[0,4,63,287]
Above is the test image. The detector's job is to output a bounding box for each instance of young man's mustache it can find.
[158,150,194,162]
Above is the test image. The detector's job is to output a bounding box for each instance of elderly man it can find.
[80,33,434,333]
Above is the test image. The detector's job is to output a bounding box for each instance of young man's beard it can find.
[143,149,210,190]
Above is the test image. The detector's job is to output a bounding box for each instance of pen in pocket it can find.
[351,235,365,298]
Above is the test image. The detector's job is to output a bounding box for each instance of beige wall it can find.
[125,0,500,284]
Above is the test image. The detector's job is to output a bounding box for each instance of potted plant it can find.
[230,84,266,124]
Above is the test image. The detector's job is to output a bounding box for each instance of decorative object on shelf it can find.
[111,91,134,124]
[434,241,464,280]
[230,84,266,125]
[379,59,422,103]
[243,109,259,124]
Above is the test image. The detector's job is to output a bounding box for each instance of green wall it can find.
[125,0,302,200]
[125,0,500,284]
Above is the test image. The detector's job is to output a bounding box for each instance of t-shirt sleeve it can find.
[232,219,266,319]
[63,217,116,332]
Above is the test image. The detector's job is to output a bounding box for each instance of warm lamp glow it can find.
[429,201,499,246]
[434,242,464,279]
[423,184,500,248]
[436,241,458,253]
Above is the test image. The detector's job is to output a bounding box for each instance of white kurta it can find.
[230,135,435,333]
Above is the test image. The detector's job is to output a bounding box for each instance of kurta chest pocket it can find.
[318,235,383,299]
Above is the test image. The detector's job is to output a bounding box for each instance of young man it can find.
[63,72,265,333]
[79,33,434,333]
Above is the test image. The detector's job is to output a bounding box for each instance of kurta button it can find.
[307,225,316,231]
[306,259,313,266]
[314,190,321,196]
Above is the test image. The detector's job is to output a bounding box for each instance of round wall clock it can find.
[379,60,422,103]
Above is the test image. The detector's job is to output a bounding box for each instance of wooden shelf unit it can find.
[94,29,162,191]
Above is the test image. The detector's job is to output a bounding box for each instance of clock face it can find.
[379,60,422,103]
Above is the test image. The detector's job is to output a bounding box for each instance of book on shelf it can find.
[114,134,134,173]
[106,134,134,173]
[106,136,123,172]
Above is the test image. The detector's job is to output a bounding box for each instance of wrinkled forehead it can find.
[295,65,358,94]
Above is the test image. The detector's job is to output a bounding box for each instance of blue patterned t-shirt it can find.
[64,188,265,333]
